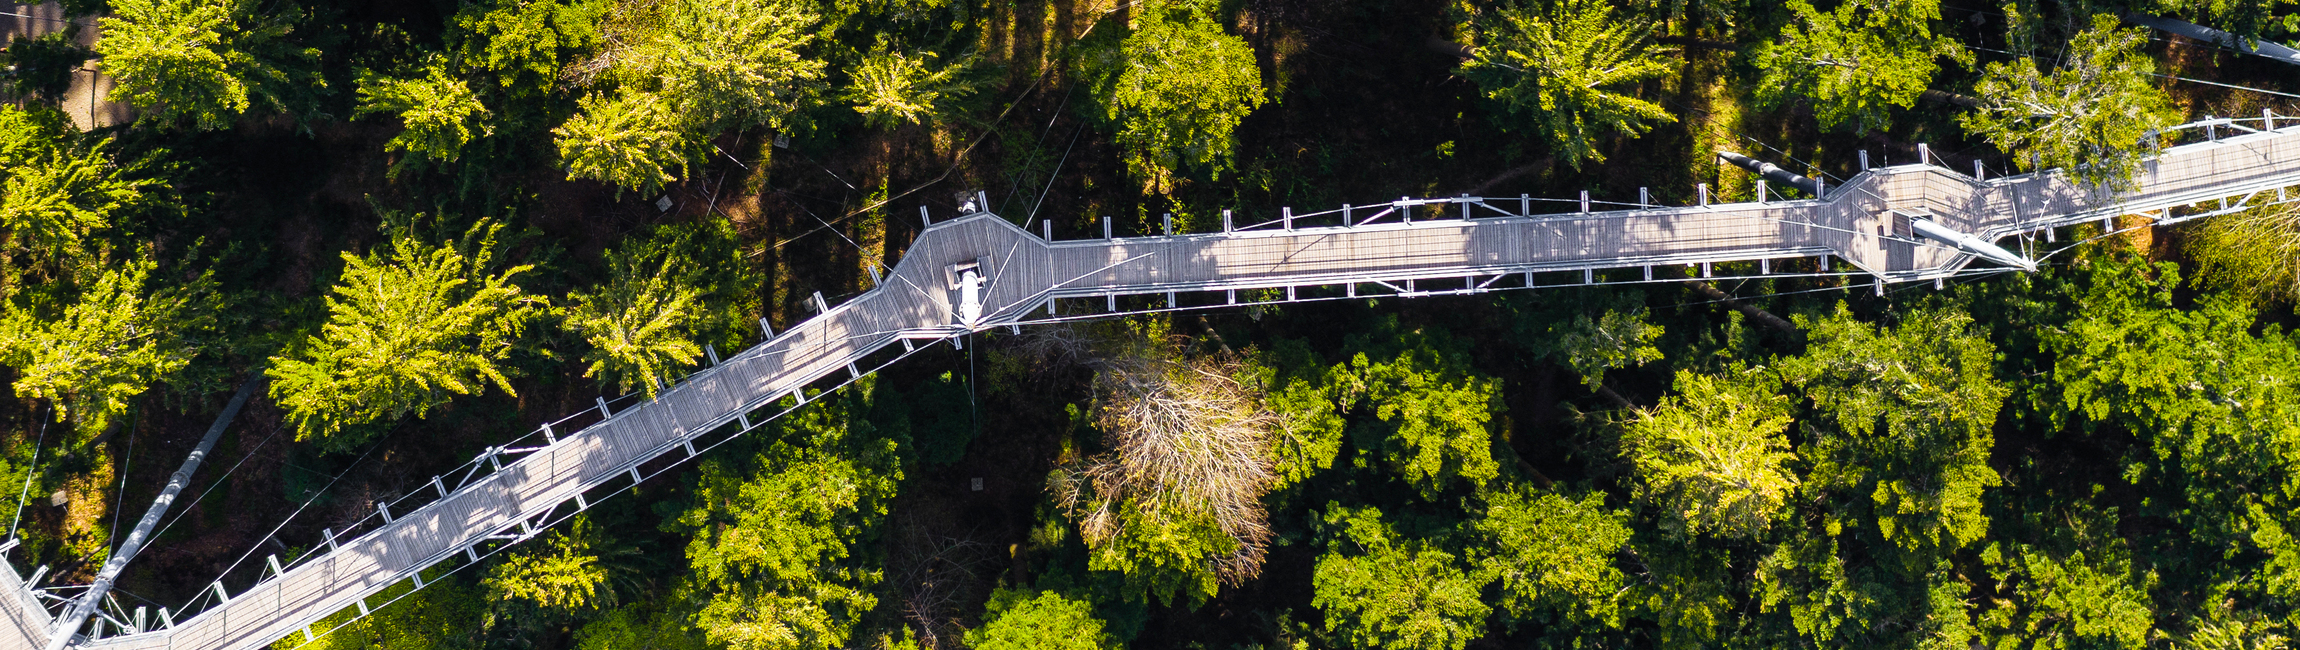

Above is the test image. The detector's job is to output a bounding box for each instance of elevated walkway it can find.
[4,124,2298,649]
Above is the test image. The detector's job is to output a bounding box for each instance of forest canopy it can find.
[0,0,2293,649]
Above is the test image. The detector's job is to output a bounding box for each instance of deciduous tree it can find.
[962,589,1118,650]
[1311,506,1489,650]
[1472,488,1633,627]
[1084,8,1266,194]
[1623,367,1798,539]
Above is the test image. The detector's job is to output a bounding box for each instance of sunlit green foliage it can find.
[355,62,492,169]
[1312,505,1489,650]
[963,588,1118,650]
[1472,488,1633,627]
[0,107,150,272]
[562,242,703,399]
[485,517,611,614]
[843,44,978,128]
[1457,0,1675,166]
[453,0,605,89]
[0,256,208,434]
[676,385,901,650]
[95,0,318,130]
[1752,0,1968,132]
[1623,367,1797,539]
[573,603,710,650]
[266,222,544,452]
[281,574,484,650]
[555,90,692,193]
[1963,14,2180,193]
[1085,7,1266,194]
[556,0,824,191]
[1341,337,1502,496]
[1977,542,2156,650]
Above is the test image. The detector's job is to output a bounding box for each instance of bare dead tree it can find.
[1051,334,1282,585]
[887,525,992,650]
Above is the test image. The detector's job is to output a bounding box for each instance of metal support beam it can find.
[46,376,261,650]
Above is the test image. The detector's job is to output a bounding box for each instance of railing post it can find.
[1638,187,1649,208]
[1698,184,1710,208]
[1400,197,1412,224]
[1282,207,1293,231]
[1859,150,1869,171]
[1974,160,1985,180]
[1043,220,1052,241]
[1222,210,1233,232]
[1757,180,1769,204]
[1163,213,1173,235]
[1102,216,1112,239]
[758,317,773,339]
[1918,143,1930,166]
[1579,190,1590,213]
[596,396,612,417]
[919,206,931,227]
[377,502,392,524]
[1343,204,1353,225]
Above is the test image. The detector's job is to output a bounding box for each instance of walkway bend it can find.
[4,125,2298,650]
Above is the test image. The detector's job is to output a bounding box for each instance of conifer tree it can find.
[554,0,824,191]
[354,61,492,171]
[95,0,319,130]
[1458,0,1676,166]
[1961,15,2180,194]
[266,222,543,452]
[563,244,704,399]
[0,107,151,273]
[842,44,979,128]
[1752,0,1969,133]
[0,256,208,435]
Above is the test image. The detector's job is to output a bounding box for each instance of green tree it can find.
[562,245,703,399]
[1311,505,1489,650]
[1751,0,1968,133]
[1962,14,2180,193]
[0,107,151,271]
[1977,542,2156,650]
[554,90,692,193]
[4,30,92,102]
[282,573,485,650]
[0,256,209,434]
[95,0,318,130]
[1457,0,1676,166]
[556,0,824,191]
[676,386,901,650]
[1756,306,2008,648]
[962,588,1118,650]
[1085,8,1266,194]
[452,0,605,94]
[1472,488,1633,627]
[485,518,611,613]
[1342,338,1502,497]
[355,62,492,170]
[266,223,544,452]
[842,44,978,128]
[1623,367,1798,539]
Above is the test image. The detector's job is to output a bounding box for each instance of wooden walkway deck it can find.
[3,125,2294,649]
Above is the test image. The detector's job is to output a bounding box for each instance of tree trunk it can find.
[1684,280,1804,340]
[1595,384,1636,410]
